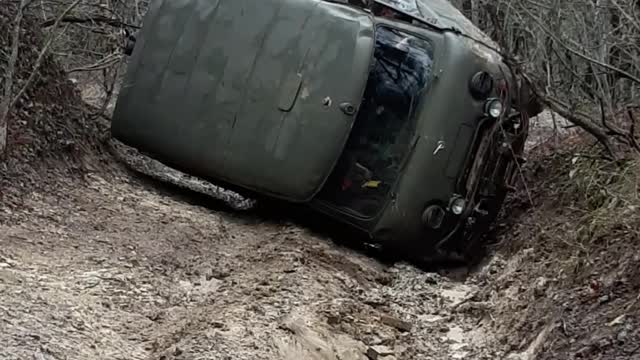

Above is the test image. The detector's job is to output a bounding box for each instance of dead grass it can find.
[483,140,640,359]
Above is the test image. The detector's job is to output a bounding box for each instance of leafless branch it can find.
[0,0,31,156]
[461,0,640,156]
[66,52,122,73]
[9,0,84,112]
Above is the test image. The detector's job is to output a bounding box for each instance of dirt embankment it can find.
[0,2,112,211]
[479,143,640,359]
[1,5,639,360]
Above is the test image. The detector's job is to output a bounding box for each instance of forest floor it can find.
[3,120,638,360]
[0,149,508,360]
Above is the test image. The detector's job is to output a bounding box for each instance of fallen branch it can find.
[521,73,616,158]
[66,52,122,73]
[40,15,140,29]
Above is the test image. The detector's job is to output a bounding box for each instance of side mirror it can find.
[123,31,137,56]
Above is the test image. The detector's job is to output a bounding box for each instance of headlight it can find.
[422,205,445,229]
[469,71,494,100]
[450,197,466,215]
[485,98,504,118]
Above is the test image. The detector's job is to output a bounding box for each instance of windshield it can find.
[319,26,435,218]
[374,0,422,17]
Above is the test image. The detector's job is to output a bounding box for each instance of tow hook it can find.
[473,200,489,217]
[498,141,512,155]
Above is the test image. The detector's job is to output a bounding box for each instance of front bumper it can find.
[435,111,529,251]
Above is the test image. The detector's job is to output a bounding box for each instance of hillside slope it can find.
[0,2,110,210]
[486,143,640,359]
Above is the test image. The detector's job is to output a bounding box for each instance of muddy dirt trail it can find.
[0,151,511,360]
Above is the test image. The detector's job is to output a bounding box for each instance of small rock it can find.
[420,314,444,323]
[597,337,612,348]
[211,321,225,329]
[366,345,394,360]
[424,273,439,284]
[534,277,548,297]
[375,274,393,286]
[327,314,340,325]
[369,335,383,345]
[378,334,396,346]
[380,315,412,332]
[598,295,610,304]
[393,344,408,356]
[617,330,628,342]
[210,270,230,280]
[454,301,491,313]
[617,323,634,342]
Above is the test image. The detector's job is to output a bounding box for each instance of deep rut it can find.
[0,162,504,360]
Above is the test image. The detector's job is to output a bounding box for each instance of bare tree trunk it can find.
[462,0,475,21]
[0,0,29,156]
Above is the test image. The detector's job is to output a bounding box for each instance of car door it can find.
[112,0,374,202]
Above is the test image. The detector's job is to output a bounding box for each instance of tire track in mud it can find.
[0,148,506,359]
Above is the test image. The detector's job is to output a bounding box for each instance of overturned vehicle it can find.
[112,0,542,261]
